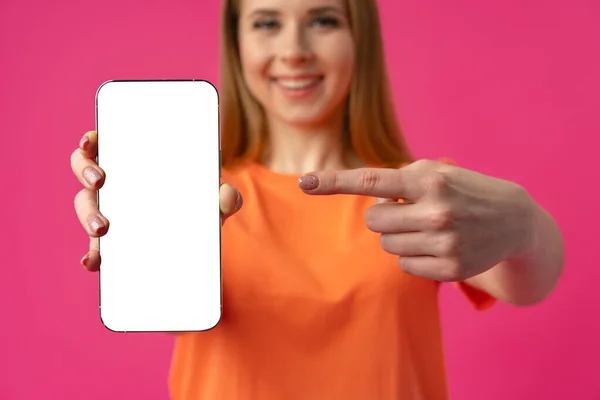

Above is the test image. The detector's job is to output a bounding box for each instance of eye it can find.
[311,16,340,28]
[252,19,280,30]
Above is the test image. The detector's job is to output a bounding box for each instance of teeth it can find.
[277,78,320,90]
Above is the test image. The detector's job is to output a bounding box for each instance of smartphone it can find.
[95,80,221,333]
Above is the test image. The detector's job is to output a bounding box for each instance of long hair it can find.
[219,0,413,168]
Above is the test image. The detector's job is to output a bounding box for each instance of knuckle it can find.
[358,171,381,193]
[428,207,454,230]
[413,159,435,169]
[329,172,338,193]
[423,171,447,193]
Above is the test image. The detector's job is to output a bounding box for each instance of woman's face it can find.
[237,0,355,128]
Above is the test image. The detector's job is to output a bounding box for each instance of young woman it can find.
[70,0,565,398]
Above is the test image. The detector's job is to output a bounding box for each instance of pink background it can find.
[2,0,599,399]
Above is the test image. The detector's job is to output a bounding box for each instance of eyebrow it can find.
[308,6,344,16]
[248,6,344,18]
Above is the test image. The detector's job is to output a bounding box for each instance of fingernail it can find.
[81,253,89,268]
[83,167,102,187]
[298,175,319,190]
[87,215,106,235]
[79,136,89,150]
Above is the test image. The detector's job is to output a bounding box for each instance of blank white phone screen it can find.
[96,80,221,333]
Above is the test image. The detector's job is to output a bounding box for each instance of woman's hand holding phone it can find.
[70,130,243,272]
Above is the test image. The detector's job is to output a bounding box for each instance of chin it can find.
[274,112,333,128]
[271,100,345,128]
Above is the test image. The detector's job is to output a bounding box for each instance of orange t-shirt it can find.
[168,161,495,400]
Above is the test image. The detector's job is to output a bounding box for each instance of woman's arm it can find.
[299,162,566,307]
[465,200,565,306]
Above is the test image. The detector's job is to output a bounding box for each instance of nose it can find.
[279,23,313,66]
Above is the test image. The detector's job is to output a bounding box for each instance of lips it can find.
[272,76,324,90]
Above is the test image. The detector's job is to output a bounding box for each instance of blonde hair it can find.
[219,0,413,168]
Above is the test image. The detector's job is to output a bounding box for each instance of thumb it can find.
[220,183,243,225]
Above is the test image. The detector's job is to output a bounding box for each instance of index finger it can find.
[298,168,423,199]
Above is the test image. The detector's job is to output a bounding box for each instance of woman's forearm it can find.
[466,201,565,306]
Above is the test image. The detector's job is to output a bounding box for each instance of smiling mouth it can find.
[272,77,324,90]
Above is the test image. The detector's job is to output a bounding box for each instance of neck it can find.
[262,112,360,175]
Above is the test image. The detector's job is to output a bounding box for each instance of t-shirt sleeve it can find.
[453,281,496,311]
[436,157,497,311]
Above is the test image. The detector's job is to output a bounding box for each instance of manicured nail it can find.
[83,167,102,187]
[298,175,319,190]
[87,215,106,234]
[79,136,89,150]
[81,253,89,268]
